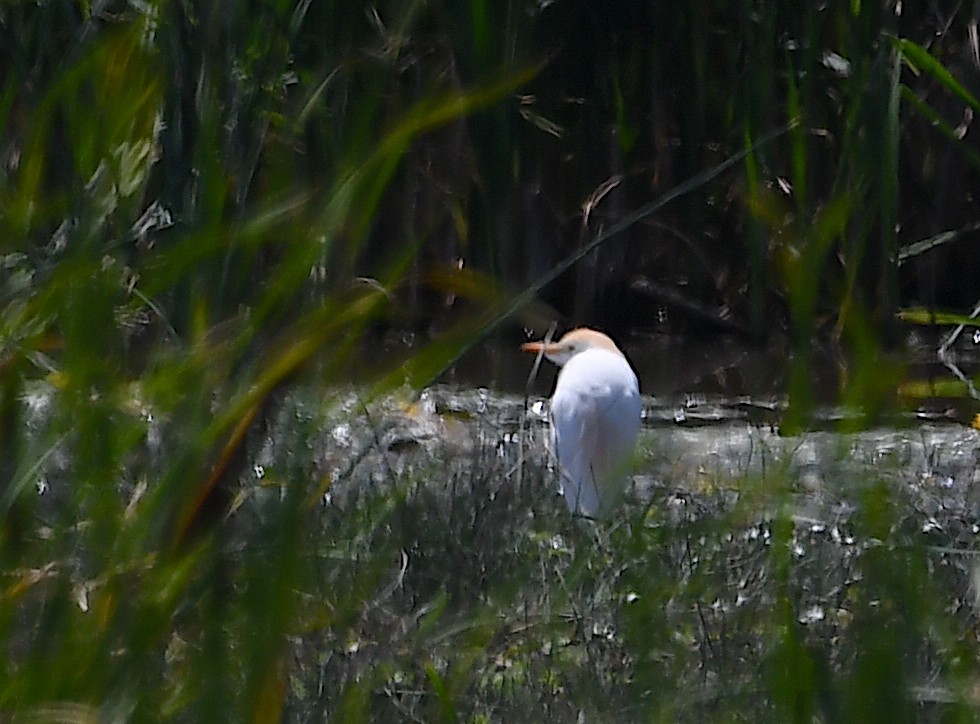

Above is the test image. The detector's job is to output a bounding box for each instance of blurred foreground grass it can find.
[5,381,980,720]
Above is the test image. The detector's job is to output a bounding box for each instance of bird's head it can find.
[520,328,622,366]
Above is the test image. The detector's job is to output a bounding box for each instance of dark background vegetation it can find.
[2,0,980,720]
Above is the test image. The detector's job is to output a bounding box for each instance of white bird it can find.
[522,328,641,518]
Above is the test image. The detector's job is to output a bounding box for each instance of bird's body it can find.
[522,329,641,518]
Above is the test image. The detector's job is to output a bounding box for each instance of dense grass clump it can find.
[259,392,980,721]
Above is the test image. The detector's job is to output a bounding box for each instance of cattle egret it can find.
[522,328,641,518]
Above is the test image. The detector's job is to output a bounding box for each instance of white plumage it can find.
[522,328,641,518]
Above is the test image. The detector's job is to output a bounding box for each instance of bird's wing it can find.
[549,349,640,517]
[550,387,603,516]
[593,393,641,479]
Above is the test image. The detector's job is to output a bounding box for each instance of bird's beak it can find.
[521,341,563,356]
